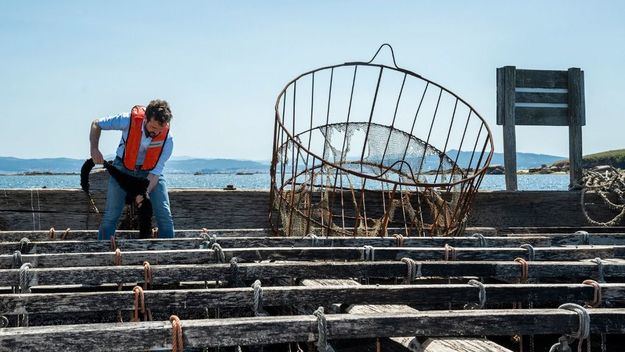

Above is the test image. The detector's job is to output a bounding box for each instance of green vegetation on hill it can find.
[553,149,625,169]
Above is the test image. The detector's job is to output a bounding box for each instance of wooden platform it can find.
[1,228,624,351]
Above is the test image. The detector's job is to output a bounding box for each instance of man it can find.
[90,99,175,240]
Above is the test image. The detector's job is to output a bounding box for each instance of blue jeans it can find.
[98,158,175,240]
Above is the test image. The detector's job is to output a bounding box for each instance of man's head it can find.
[144,99,172,137]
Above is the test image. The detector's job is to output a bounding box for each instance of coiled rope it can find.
[549,303,590,352]
[313,307,329,352]
[578,167,625,226]
[400,257,421,284]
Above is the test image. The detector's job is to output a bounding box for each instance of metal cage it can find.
[270,45,494,236]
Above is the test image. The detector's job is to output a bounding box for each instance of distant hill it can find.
[449,150,565,170]
[553,149,625,169]
[0,156,269,174]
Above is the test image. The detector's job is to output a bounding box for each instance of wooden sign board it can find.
[496,66,585,190]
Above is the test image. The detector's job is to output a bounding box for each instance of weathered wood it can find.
[2,309,625,351]
[514,107,569,126]
[515,69,569,89]
[0,261,622,287]
[0,236,554,254]
[2,246,624,268]
[3,189,625,230]
[568,67,585,187]
[497,66,517,190]
[421,338,512,352]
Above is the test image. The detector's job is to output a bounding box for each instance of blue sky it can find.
[1,1,623,160]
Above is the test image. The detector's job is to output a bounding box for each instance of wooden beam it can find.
[0,261,621,287]
[568,67,585,188]
[497,66,517,190]
[0,227,498,242]
[1,309,624,351]
[0,236,554,254]
[1,246,623,268]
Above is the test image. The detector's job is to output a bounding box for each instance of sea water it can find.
[0,173,569,191]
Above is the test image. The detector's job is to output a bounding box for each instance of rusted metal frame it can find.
[433,98,459,184]
[416,88,443,178]
[353,67,384,235]
[277,94,289,233]
[302,73,316,236]
[319,68,335,232]
[287,82,299,236]
[377,73,408,232]
[333,66,359,230]
[273,62,493,187]
[269,97,282,233]
[449,109,473,181]
[450,124,484,228]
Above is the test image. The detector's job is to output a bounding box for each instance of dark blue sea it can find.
[0,173,569,190]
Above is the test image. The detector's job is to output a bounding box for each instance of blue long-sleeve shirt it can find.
[97,112,173,176]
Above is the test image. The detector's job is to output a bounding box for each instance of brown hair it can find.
[145,99,173,124]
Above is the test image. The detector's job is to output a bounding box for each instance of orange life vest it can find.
[122,105,170,171]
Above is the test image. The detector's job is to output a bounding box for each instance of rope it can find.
[252,279,263,316]
[17,263,33,327]
[110,235,117,250]
[313,307,329,352]
[591,257,605,283]
[472,233,487,247]
[143,261,153,290]
[151,227,159,238]
[169,315,184,352]
[19,237,31,254]
[400,257,421,284]
[19,263,33,294]
[61,228,71,240]
[549,303,590,352]
[444,244,456,261]
[521,243,535,261]
[579,166,625,226]
[0,316,8,328]
[131,286,152,322]
[229,257,242,287]
[515,257,529,283]
[467,279,487,309]
[12,250,22,269]
[48,227,56,240]
[199,232,217,249]
[363,245,375,261]
[575,230,591,245]
[394,234,404,247]
[582,279,602,308]
[114,248,122,266]
[212,243,226,263]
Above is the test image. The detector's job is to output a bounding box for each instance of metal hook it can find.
[366,43,399,68]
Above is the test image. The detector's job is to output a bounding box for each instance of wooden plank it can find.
[515,69,568,89]
[421,338,512,352]
[0,260,622,287]
[514,92,568,104]
[4,188,625,230]
[0,236,554,254]
[568,68,585,187]
[2,309,625,351]
[514,106,569,126]
[499,66,517,190]
[2,246,625,268]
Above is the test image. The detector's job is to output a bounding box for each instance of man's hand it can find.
[91,148,104,164]
[135,194,145,206]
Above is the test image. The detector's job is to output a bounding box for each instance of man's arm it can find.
[146,137,174,195]
[89,120,104,164]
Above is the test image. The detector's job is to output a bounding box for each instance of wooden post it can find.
[568,68,585,188]
[497,66,517,191]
